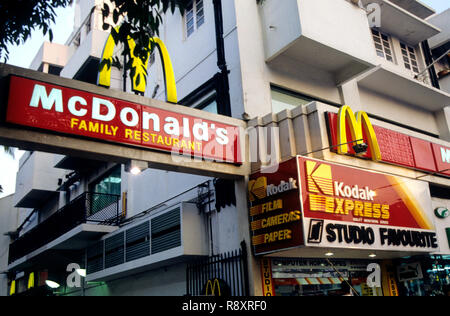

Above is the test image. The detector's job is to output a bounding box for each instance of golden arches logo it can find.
[337,105,381,161]
[98,26,178,103]
[205,279,222,296]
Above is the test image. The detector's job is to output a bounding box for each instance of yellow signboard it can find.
[260,258,275,296]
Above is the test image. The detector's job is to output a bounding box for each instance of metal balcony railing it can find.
[8,192,120,264]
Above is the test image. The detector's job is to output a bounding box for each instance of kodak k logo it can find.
[248,177,268,202]
[306,161,334,196]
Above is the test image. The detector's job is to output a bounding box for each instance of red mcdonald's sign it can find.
[5,76,242,164]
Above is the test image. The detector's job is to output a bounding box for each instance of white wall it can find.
[359,87,440,136]
[65,263,186,296]
[431,197,450,255]
[427,9,450,50]
[0,195,18,296]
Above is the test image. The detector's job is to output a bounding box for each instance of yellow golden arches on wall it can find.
[27,272,35,289]
[97,26,178,103]
[337,105,382,162]
[205,278,222,296]
[9,280,16,296]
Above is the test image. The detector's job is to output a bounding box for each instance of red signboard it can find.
[5,76,241,164]
[327,112,450,177]
[248,156,438,255]
[298,156,438,252]
[298,157,434,230]
[248,159,303,255]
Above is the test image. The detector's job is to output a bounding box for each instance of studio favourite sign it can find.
[299,156,439,252]
[5,76,242,164]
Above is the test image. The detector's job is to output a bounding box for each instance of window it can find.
[90,165,121,196]
[271,87,313,114]
[89,165,121,215]
[185,0,204,38]
[400,43,420,74]
[196,96,218,114]
[371,29,394,63]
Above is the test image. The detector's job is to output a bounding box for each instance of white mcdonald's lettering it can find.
[28,83,230,145]
[441,147,450,164]
[98,26,177,103]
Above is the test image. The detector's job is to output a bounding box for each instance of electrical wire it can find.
[119,179,213,227]
[326,258,360,296]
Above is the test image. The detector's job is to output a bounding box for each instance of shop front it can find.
[249,156,440,296]
[394,255,450,296]
[264,257,384,296]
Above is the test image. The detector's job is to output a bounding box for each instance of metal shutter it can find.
[87,241,104,274]
[151,208,181,254]
[126,222,150,262]
[105,232,124,269]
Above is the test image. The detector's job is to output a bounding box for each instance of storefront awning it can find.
[297,277,343,285]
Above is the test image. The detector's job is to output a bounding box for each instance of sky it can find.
[0,0,449,198]
[0,5,75,198]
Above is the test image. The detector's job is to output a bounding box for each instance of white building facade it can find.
[2,0,450,296]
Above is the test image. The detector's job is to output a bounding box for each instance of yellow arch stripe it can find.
[97,26,120,90]
[27,272,35,289]
[337,105,381,161]
[10,280,16,296]
[151,38,177,103]
[386,176,434,230]
[97,27,177,103]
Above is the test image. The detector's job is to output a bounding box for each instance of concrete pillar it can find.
[305,102,331,159]
[291,105,312,156]
[276,109,297,161]
[261,113,281,173]
[338,79,363,111]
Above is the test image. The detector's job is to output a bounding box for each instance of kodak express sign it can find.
[299,156,438,252]
[5,76,242,164]
[248,156,439,255]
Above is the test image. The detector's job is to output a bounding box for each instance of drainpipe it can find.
[421,40,440,89]
[213,0,232,117]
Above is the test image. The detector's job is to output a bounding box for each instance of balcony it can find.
[8,192,120,270]
[29,42,73,73]
[260,0,377,84]
[54,156,106,172]
[14,152,66,208]
[360,0,440,46]
[60,29,109,83]
[389,0,435,19]
[356,65,450,111]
